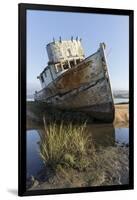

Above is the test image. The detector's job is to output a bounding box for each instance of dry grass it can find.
[114,104,129,127]
[39,117,96,171]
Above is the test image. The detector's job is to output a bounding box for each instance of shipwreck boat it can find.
[34,37,115,122]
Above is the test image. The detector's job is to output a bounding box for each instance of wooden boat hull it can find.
[34,44,115,122]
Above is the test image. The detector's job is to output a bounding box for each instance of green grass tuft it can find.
[39,117,95,171]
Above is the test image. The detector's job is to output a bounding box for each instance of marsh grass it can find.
[39,117,96,172]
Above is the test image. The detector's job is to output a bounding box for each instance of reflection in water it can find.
[86,124,115,147]
[115,128,129,145]
[26,130,45,178]
[26,125,129,178]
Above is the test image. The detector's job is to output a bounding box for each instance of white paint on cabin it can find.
[47,39,85,63]
[39,67,52,88]
[38,38,85,89]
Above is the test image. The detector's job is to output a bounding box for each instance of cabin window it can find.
[44,70,47,77]
[63,62,69,70]
[70,60,75,68]
[41,75,44,83]
[55,64,62,73]
[76,59,80,64]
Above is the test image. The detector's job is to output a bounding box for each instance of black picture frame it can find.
[18,3,134,196]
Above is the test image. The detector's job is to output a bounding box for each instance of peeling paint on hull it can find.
[34,44,115,123]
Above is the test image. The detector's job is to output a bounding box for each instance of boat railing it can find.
[34,89,44,100]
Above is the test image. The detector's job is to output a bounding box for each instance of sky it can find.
[27,10,129,95]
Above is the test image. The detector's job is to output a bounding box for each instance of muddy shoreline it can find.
[27,146,129,190]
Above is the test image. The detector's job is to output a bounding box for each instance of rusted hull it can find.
[34,44,115,122]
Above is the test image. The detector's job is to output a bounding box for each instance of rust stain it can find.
[56,71,83,89]
[56,61,92,90]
